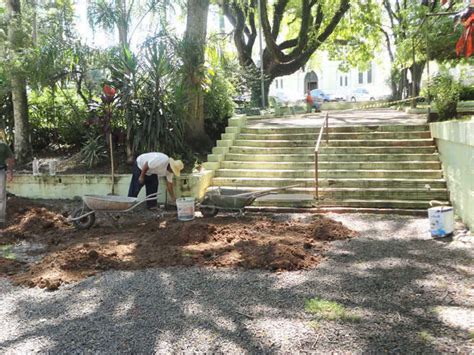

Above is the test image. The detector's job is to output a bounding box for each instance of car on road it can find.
[325,91,345,102]
[349,88,376,102]
[310,89,331,102]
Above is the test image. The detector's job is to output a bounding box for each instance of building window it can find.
[275,80,279,89]
[358,71,363,84]
[345,76,348,86]
[280,79,284,89]
[367,65,373,84]
[340,77,343,86]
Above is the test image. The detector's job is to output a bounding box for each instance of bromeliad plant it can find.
[87,84,120,193]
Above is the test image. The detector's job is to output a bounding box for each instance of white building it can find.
[268,51,392,102]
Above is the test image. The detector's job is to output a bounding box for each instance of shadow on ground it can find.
[0,215,472,353]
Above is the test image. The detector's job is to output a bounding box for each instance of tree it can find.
[182,0,211,149]
[5,0,30,164]
[87,0,167,162]
[220,0,350,105]
[378,0,463,100]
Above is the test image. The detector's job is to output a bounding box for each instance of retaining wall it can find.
[430,119,474,229]
[7,170,214,203]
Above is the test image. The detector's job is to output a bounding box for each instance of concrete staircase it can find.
[206,119,450,212]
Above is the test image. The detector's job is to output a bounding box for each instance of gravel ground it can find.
[1,214,473,353]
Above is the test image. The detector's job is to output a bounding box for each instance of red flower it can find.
[103,84,116,98]
[456,12,474,58]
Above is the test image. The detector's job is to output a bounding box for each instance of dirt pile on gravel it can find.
[2,199,358,290]
[0,257,27,277]
[1,197,71,244]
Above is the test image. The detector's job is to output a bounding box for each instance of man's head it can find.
[168,158,184,176]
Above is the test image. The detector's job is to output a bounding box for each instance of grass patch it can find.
[0,245,16,260]
[418,330,435,343]
[468,330,474,340]
[305,297,361,322]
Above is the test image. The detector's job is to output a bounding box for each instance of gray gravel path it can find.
[1,214,473,353]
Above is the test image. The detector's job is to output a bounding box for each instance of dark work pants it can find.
[128,162,158,208]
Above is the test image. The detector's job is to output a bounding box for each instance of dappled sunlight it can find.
[249,317,313,349]
[1,213,472,353]
[434,306,474,333]
[113,294,136,319]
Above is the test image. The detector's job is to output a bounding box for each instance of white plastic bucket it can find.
[428,206,454,237]
[176,197,195,221]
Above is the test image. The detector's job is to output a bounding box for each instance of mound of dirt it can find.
[0,257,27,277]
[1,197,71,244]
[3,198,358,290]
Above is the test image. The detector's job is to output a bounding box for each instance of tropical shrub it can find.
[29,88,88,149]
[428,73,460,122]
[459,85,474,101]
[107,36,186,160]
[204,72,235,142]
[80,134,108,167]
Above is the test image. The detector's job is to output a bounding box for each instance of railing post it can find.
[325,113,329,146]
[314,151,319,200]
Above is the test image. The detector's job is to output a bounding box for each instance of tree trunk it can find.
[250,77,272,108]
[183,0,211,151]
[221,0,350,109]
[7,0,30,164]
[411,61,425,97]
[115,0,135,163]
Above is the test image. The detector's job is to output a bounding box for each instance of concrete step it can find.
[207,186,447,201]
[214,169,444,179]
[228,146,438,155]
[225,153,440,162]
[321,188,447,200]
[220,161,441,170]
[241,124,429,134]
[212,178,447,189]
[237,131,431,141]
[231,139,435,148]
[251,194,445,209]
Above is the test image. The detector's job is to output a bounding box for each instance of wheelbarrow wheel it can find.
[200,206,218,217]
[71,208,96,230]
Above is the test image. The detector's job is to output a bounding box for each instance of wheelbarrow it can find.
[199,184,302,217]
[68,192,161,230]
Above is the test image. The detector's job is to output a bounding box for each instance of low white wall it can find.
[430,119,474,229]
[6,171,213,202]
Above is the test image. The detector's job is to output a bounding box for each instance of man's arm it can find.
[6,157,14,182]
[138,162,149,184]
[166,181,176,202]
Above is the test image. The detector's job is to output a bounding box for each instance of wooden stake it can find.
[109,132,115,195]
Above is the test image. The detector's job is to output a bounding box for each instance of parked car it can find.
[325,91,345,102]
[234,93,251,104]
[349,88,375,102]
[310,89,331,102]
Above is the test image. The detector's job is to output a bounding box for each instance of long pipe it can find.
[314,113,329,200]
[314,152,318,200]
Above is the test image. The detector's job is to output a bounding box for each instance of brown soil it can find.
[0,197,358,290]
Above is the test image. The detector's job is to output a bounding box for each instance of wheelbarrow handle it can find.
[144,192,160,201]
[121,192,161,212]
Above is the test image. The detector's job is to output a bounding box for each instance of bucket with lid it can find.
[176,197,195,221]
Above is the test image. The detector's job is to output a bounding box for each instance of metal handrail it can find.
[314,112,329,200]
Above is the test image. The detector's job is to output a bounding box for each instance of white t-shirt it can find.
[136,152,174,183]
